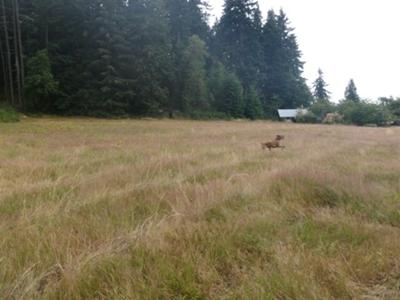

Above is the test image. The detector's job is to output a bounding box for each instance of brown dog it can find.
[261,135,285,151]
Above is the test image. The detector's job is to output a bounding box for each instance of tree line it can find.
[305,69,400,126]
[0,0,313,118]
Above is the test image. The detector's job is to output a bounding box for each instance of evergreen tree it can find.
[244,86,263,119]
[125,0,174,115]
[1,0,24,106]
[313,69,330,102]
[164,0,210,115]
[181,35,209,111]
[345,79,360,102]
[261,9,312,112]
[208,60,227,110]
[25,50,59,111]
[74,0,131,116]
[165,0,209,46]
[217,72,244,118]
[214,0,263,87]
[1,0,314,120]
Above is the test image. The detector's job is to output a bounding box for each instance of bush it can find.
[0,104,20,123]
[380,97,400,125]
[295,101,338,124]
[323,113,343,124]
[25,50,59,112]
[310,101,336,122]
[338,100,391,126]
[244,87,264,120]
[188,110,231,120]
[296,112,318,124]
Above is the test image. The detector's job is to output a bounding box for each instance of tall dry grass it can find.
[0,118,399,299]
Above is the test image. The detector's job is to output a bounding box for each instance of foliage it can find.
[208,61,227,109]
[380,97,400,124]
[0,0,312,119]
[344,79,360,102]
[387,99,400,118]
[322,113,343,124]
[181,35,209,112]
[296,111,318,124]
[244,86,264,120]
[217,73,244,118]
[260,10,313,114]
[338,100,390,126]
[0,103,20,122]
[25,50,59,111]
[309,101,336,121]
[312,69,330,101]
[186,110,231,120]
[214,0,262,87]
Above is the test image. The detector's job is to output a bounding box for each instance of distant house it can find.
[277,109,308,121]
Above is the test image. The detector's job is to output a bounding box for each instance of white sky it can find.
[208,0,400,102]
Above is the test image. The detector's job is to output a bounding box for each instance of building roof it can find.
[278,109,298,118]
[278,109,308,118]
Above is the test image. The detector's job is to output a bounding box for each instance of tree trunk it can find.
[11,0,21,106]
[15,0,23,103]
[1,0,14,105]
[0,28,9,99]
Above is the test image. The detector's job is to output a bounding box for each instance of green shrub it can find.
[25,50,59,112]
[380,97,400,125]
[296,112,318,124]
[310,101,336,121]
[323,113,343,124]
[0,104,20,123]
[188,110,231,120]
[338,100,391,126]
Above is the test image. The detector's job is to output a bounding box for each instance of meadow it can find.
[0,118,399,299]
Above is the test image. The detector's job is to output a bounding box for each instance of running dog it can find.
[261,135,285,151]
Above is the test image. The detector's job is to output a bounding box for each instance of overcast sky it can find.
[208,0,400,102]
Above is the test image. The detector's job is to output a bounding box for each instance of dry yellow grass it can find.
[0,118,399,299]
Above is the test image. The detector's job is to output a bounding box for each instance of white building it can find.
[277,109,308,121]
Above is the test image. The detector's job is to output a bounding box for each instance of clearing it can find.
[0,118,399,299]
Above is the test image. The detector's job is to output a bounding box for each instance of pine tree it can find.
[208,60,227,110]
[165,0,210,114]
[181,35,209,112]
[214,0,263,87]
[313,69,330,102]
[261,10,312,112]
[165,0,209,46]
[79,0,131,116]
[6,0,314,119]
[25,50,59,111]
[244,86,263,119]
[217,72,244,118]
[126,0,174,116]
[345,79,360,102]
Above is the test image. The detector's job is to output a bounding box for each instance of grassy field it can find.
[0,118,399,299]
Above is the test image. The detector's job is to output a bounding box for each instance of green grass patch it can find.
[0,104,20,123]
[204,193,255,223]
[293,218,372,253]
[271,176,350,208]
[346,193,400,228]
[0,186,75,217]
